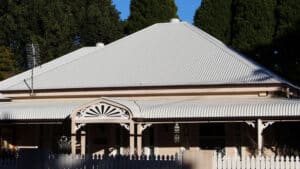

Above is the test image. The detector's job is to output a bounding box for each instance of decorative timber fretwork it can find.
[245,121,255,128]
[75,123,86,131]
[245,121,275,130]
[261,121,274,130]
[141,123,152,132]
[76,102,130,120]
[120,123,130,131]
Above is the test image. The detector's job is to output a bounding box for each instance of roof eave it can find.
[0,82,285,93]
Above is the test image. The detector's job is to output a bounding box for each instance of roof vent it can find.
[170,18,180,23]
[96,42,105,48]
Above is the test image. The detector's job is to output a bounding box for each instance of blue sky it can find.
[112,0,202,23]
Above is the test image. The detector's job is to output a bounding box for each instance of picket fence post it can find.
[296,156,300,169]
[212,154,300,169]
[241,156,245,169]
[3,151,300,169]
[217,153,222,169]
[236,156,240,169]
[212,152,217,169]
[265,156,270,169]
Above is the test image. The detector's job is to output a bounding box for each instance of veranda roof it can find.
[0,100,90,120]
[1,97,300,120]
[124,98,300,119]
[0,93,10,101]
[0,21,287,91]
[0,93,5,99]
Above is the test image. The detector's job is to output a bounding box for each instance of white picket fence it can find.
[0,153,183,169]
[214,153,300,169]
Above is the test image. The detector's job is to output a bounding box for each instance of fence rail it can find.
[0,153,182,169]
[214,153,300,169]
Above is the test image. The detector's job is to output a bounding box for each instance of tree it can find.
[75,0,124,46]
[194,0,233,44]
[39,0,77,62]
[273,0,300,84]
[193,0,300,85]
[275,0,300,38]
[0,45,16,80]
[231,0,276,56]
[126,0,178,34]
[0,0,124,71]
[0,0,29,69]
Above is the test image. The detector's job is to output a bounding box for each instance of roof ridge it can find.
[32,47,99,76]
[182,23,260,70]
[181,22,287,83]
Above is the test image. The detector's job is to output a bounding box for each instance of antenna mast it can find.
[31,44,36,95]
[26,43,40,96]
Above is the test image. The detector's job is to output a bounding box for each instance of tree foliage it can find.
[231,0,276,54]
[125,0,178,34]
[38,0,77,62]
[74,0,123,46]
[194,0,300,85]
[273,0,300,84]
[0,0,123,76]
[0,0,28,69]
[194,0,232,44]
[275,0,300,37]
[0,45,15,80]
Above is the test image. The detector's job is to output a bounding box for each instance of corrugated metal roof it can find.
[0,47,99,90]
[115,97,300,119]
[0,93,10,101]
[0,97,300,120]
[0,21,286,91]
[0,93,5,98]
[0,100,90,120]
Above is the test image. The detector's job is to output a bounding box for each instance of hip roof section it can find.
[0,21,286,91]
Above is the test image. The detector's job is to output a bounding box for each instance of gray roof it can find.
[1,97,300,120]
[116,97,300,119]
[0,93,5,98]
[0,47,100,90]
[0,21,286,91]
[0,93,10,101]
[0,100,90,120]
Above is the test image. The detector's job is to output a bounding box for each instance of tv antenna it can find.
[25,43,41,96]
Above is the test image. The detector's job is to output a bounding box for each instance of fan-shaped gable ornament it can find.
[76,102,130,119]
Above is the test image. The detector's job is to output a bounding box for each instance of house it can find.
[0,19,300,158]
